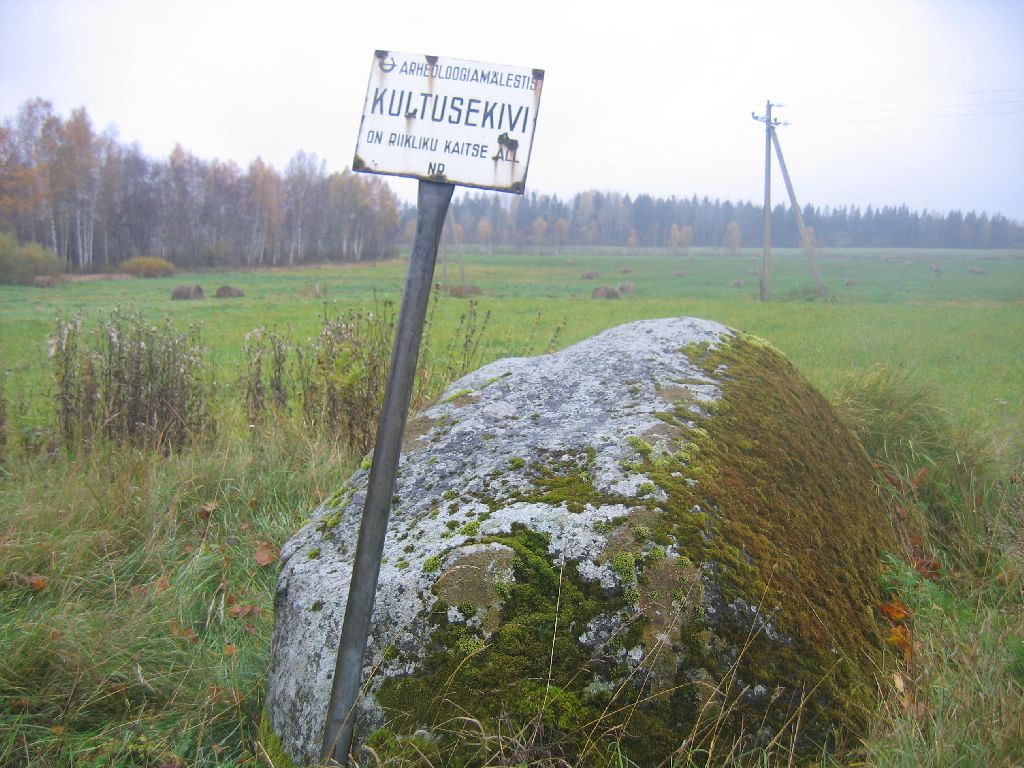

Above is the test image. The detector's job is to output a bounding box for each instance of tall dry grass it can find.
[51,309,213,453]
[836,368,1024,768]
[239,296,495,455]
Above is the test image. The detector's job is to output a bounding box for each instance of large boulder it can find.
[267,318,892,765]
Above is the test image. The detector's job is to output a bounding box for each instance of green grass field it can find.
[2,246,1022,435]
[1,246,1023,767]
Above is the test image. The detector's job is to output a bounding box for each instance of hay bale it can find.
[620,267,633,274]
[591,286,620,299]
[617,282,634,293]
[171,284,204,300]
[31,275,56,288]
[673,270,687,277]
[843,278,859,286]
[730,279,746,288]
[580,271,599,280]
[215,285,245,298]
[445,284,483,298]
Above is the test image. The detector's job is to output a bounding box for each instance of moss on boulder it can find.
[267,318,892,765]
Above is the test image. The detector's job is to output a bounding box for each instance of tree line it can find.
[425,190,1023,252]
[3,98,1021,275]
[0,99,400,272]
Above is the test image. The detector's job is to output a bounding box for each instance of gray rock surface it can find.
[268,317,727,762]
[266,316,888,765]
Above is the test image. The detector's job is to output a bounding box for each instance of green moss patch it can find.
[365,333,892,765]
[516,447,628,514]
[258,711,298,768]
[639,333,893,752]
[373,526,654,761]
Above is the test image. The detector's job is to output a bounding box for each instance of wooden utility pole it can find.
[752,101,780,301]
[769,127,826,297]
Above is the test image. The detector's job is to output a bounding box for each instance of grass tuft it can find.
[834,365,996,571]
[51,308,213,453]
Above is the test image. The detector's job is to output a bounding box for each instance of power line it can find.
[792,108,1024,125]
[787,97,1024,119]
[790,86,1024,109]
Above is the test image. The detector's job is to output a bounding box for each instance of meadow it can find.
[1,246,1022,766]
[3,246,1022,432]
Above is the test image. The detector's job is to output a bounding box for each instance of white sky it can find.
[2,0,1022,221]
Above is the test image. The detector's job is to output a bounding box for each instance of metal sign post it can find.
[318,51,543,765]
[321,179,452,764]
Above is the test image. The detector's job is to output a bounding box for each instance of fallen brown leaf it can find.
[169,619,198,644]
[879,600,912,623]
[912,554,942,581]
[27,574,49,592]
[892,671,905,694]
[253,542,278,568]
[887,625,913,662]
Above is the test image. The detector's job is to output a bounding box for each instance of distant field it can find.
[1,246,1022,442]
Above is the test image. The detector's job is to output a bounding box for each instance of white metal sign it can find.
[354,50,544,194]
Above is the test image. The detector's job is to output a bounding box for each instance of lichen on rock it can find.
[267,317,892,766]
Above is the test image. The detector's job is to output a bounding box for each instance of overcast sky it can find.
[2,0,1022,221]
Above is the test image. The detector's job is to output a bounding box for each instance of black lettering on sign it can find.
[465,98,481,127]
[370,88,530,134]
[508,105,527,132]
[443,140,489,158]
[430,95,448,122]
[427,162,446,176]
[448,96,464,125]
[492,148,520,163]
[388,90,406,117]
[481,101,496,128]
